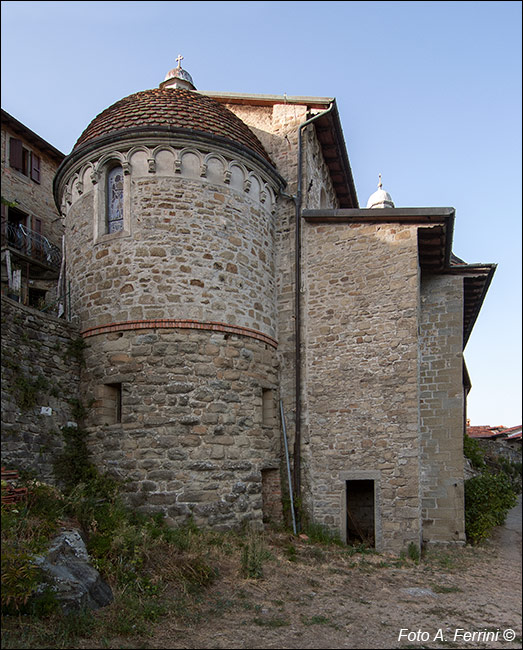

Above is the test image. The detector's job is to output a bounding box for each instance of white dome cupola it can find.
[366,174,395,209]
[160,54,196,90]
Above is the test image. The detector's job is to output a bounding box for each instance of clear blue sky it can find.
[2,1,521,426]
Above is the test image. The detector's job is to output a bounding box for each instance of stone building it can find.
[2,61,496,552]
[1,110,64,308]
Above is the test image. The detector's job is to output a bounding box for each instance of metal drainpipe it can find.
[293,102,334,526]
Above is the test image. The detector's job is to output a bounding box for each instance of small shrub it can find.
[284,543,297,562]
[64,337,88,367]
[407,541,420,563]
[1,481,63,614]
[1,543,42,613]
[53,426,98,492]
[465,471,518,544]
[241,530,268,579]
[463,434,486,470]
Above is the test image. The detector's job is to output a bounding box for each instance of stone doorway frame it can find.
[339,469,382,551]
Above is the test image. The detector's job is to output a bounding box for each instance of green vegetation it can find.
[302,521,343,546]
[463,433,486,470]
[463,434,521,544]
[407,541,420,564]
[1,472,220,647]
[465,471,518,544]
[240,528,272,579]
[64,337,88,368]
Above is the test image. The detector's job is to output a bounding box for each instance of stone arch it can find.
[261,182,276,213]
[203,152,227,185]
[151,145,177,176]
[177,148,205,178]
[94,151,127,178]
[127,145,152,176]
[246,172,260,200]
[227,160,248,192]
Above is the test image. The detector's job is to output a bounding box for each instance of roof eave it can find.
[1,108,65,162]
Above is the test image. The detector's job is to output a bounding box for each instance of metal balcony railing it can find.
[1,221,62,271]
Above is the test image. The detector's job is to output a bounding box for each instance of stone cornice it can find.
[54,127,286,212]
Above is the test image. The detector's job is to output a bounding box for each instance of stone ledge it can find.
[81,318,278,348]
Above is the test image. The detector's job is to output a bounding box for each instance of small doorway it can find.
[346,479,375,547]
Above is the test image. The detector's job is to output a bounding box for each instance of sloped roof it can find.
[72,88,272,164]
[467,424,522,440]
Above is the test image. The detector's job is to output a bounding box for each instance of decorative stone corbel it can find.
[147,158,156,173]
[75,179,84,196]
[122,161,131,175]
[223,169,232,184]
[90,170,101,185]
[174,159,182,174]
[200,163,208,178]
[243,178,251,193]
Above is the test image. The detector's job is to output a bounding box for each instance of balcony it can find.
[1,221,62,275]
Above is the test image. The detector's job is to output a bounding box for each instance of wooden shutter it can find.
[9,138,23,171]
[31,154,41,183]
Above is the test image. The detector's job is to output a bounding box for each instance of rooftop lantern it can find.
[366,174,395,209]
[160,54,196,91]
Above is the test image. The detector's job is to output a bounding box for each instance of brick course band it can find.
[81,319,278,348]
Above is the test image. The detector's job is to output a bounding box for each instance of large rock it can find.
[34,529,113,613]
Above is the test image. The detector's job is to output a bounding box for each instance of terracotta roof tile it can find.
[74,88,271,163]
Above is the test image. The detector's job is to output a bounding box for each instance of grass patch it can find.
[301,614,331,626]
[431,584,462,594]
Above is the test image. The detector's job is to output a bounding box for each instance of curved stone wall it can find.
[82,327,280,529]
[55,129,284,529]
[58,137,281,340]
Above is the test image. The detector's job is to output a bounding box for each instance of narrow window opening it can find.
[9,137,37,179]
[101,383,122,425]
[346,479,375,547]
[106,165,124,234]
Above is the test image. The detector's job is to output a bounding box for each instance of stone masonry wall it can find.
[81,327,281,530]
[61,139,279,339]
[223,101,341,452]
[301,222,422,553]
[1,295,81,482]
[1,123,64,246]
[419,273,466,544]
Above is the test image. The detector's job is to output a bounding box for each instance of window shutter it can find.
[31,154,41,183]
[9,138,23,171]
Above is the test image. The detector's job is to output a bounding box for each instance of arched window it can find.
[106,165,124,233]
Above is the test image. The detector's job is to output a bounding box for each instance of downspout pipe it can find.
[293,102,334,525]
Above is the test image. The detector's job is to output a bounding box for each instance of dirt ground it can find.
[83,497,522,650]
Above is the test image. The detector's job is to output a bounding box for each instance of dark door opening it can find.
[346,479,375,547]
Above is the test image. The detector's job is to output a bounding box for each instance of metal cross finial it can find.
[378,173,382,189]
[176,54,184,68]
